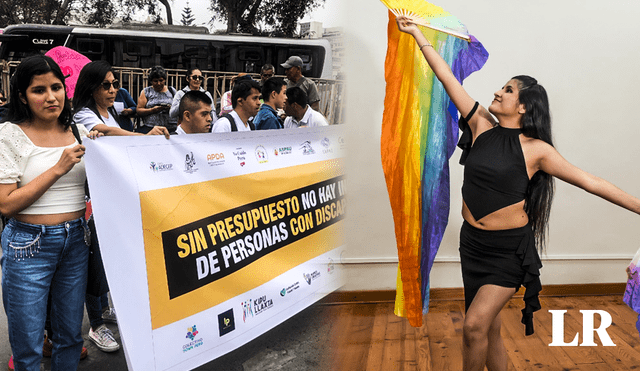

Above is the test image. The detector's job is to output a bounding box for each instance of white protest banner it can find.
[84,126,346,371]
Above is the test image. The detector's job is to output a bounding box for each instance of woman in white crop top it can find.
[0,55,98,371]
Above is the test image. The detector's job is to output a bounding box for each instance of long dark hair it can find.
[2,55,72,127]
[514,75,554,252]
[72,60,114,114]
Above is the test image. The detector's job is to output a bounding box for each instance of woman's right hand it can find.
[146,126,171,139]
[396,16,420,36]
[55,144,85,175]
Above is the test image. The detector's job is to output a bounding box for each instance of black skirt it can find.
[459,221,542,335]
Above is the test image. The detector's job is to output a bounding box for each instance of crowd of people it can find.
[0,53,331,371]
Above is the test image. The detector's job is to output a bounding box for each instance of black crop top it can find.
[461,124,530,221]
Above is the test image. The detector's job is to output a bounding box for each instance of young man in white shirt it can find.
[211,80,261,132]
[175,90,213,134]
[283,87,329,128]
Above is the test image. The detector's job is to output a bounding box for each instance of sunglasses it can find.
[261,73,274,78]
[0,97,6,103]
[101,80,120,90]
[190,75,204,81]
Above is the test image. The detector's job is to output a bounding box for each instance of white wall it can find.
[340,0,640,291]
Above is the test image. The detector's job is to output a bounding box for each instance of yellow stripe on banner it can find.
[140,160,344,330]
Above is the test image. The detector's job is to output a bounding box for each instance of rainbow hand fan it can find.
[380,0,471,41]
[380,1,489,327]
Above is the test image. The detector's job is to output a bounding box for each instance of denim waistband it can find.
[7,217,86,234]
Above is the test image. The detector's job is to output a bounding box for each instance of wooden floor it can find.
[320,295,640,370]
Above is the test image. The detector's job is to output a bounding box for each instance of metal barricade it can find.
[1,62,344,125]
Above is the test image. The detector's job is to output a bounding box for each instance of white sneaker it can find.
[88,324,120,352]
[102,307,117,324]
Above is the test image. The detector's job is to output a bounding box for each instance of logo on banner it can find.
[218,309,236,337]
[233,147,247,167]
[300,141,315,155]
[184,152,198,174]
[327,258,335,274]
[274,146,292,156]
[282,281,300,296]
[182,325,203,353]
[186,325,199,341]
[149,161,173,172]
[242,295,274,321]
[338,136,346,150]
[254,295,273,315]
[255,145,268,164]
[304,270,321,285]
[321,137,333,154]
[206,153,225,167]
[241,299,253,322]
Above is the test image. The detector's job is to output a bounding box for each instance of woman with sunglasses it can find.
[0,54,99,371]
[136,65,178,134]
[169,67,217,122]
[71,60,169,355]
[73,61,169,137]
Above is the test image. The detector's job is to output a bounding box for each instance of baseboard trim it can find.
[319,283,627,304]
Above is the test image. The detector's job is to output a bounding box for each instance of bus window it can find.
[183,43,210,70]
[289,48,320,77]
[238,46,263,73]
[122,39,154,68]
[275,47,323,78]
[77,38,105,56]
[0,32,67,61]
[126,40,153,57]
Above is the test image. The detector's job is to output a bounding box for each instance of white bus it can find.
[0,23,333,79]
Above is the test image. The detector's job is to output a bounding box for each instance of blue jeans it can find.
[1,217,89,371]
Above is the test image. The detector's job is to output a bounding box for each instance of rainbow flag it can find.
[381,11,489,327]
[624,248,640,338]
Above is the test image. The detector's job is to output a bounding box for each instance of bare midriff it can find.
[462,200,528,230]
[15,210,86,226]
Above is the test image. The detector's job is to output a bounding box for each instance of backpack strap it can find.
[70,123,82,144]
[222,113,238,132]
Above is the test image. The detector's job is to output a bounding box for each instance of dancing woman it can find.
[396,17,640,371]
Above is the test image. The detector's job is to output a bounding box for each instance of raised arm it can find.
[396,16,494,133]
[534,141,640,215]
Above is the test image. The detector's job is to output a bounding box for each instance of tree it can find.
[181,1,196,26]
[209,0,326,37]
[0,0,174,28]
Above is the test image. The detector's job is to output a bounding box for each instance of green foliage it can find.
[0,0,167,28]
[209,0,326,37]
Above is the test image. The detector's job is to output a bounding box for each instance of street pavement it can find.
[0,285,332,371]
